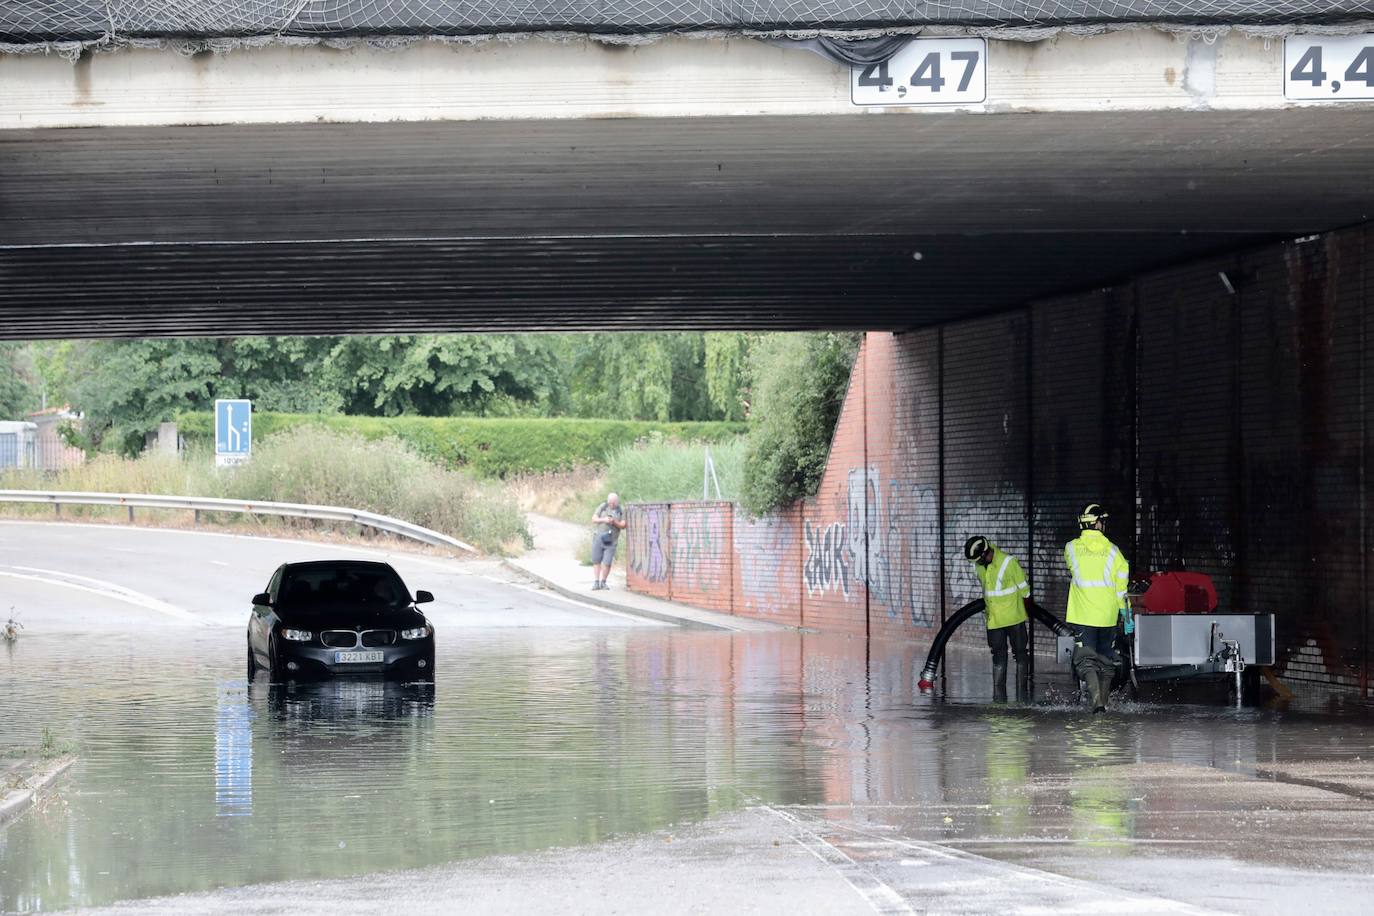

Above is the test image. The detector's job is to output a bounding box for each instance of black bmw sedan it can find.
[247,560,436,681]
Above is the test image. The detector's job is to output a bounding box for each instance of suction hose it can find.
[916,601,1071,691]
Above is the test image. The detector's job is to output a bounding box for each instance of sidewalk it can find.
[506,514,793,633]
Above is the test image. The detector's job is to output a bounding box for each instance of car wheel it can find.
[268,638,284,682]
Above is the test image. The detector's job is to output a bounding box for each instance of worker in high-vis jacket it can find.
[963,535,1033,702]
[1064,503,1132,713]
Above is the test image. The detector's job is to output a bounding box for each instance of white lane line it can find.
[0,520,480,575]
[799,814,1217,915]
[477,575,667,625]
[0,566,206,625]
[764,807,914,915]
[0,520,658,625]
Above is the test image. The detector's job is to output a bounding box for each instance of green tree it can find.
[740,332,860,515]
[0,343,38,418]
[218,337,341,414]
[704,332,756,421]
[68,339,223,454]
[565,332,751,422]
[321,335,564,417]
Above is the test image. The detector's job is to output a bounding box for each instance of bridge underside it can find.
[3,108,1374,337]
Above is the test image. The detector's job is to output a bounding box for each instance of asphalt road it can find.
[6,521,1374,916]
[0,520,666,634]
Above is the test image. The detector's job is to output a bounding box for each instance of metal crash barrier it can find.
[0,490,475,554]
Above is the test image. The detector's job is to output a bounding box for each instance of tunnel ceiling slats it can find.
[2,112,1373,338]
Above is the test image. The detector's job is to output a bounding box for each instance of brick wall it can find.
[626,223,1374,694]
[625,502,671,600]
[734,506,803,627]
[669,501,734,614]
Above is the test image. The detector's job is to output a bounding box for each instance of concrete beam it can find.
[0,30,1327,130]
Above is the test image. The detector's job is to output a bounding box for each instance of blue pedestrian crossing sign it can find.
[215,399,252,467]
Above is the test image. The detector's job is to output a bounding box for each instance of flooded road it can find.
[6,624,1374,913]
[4,523,1374,913]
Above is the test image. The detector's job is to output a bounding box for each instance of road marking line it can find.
[789,812,1217,914]
[0,567,206,625]
[764,807,914,915]
[0,520,480,574]
[485,576,667,625]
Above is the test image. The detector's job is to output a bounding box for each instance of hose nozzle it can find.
[917,663,938,691]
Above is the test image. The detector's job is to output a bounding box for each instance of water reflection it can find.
[2,627,1374,911]
[214,681,253,817]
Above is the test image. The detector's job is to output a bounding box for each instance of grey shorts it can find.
[591,533,618,566]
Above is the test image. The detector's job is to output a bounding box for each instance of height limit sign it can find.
[215,399,252,467]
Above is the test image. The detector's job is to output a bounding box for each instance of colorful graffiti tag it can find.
[802,466,940,627]
[737,511,798,617]
[628,504,669,584]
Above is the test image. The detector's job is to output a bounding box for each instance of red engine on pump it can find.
[1137,571,1218,614]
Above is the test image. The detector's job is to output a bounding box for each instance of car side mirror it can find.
[252,592,273,607]
[414,590,434,604]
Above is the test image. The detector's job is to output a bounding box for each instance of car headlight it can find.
[401,624,433,640]
[281,628,313,642]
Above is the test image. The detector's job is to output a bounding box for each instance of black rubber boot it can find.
[1091,667,1111,711]
[992,661,1008,702]
[1014,661,1029,703]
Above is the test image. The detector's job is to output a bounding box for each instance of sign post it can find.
[214,399,251,467]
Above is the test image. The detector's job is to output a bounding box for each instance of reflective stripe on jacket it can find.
[1064,529,1129,628]
[975,545,1030,630]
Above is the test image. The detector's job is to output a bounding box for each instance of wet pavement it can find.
[4,524,1374,913]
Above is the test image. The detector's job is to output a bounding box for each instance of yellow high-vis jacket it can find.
[974,545,1030,630]
[1064,529,1129,628]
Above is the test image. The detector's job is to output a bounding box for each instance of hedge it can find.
[177,412,747,478]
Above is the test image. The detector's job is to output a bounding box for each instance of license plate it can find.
[335,651,384,664]
[1285,35,1374,100]
[851,38,987,108]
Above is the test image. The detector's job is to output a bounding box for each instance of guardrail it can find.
[0,490,476,554]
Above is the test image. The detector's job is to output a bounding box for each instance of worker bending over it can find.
[963,535,1032,702]
[1065,503,1132,713]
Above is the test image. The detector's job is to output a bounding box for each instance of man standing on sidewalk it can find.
[590,492,626,590]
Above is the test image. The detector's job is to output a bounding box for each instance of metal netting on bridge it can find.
[4,0,1374,46]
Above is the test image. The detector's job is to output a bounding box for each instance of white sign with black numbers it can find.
[851,38,987,107]
[1284,35,1374,100]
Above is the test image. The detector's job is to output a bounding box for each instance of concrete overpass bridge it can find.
[2,4,1374,336]
[3,2,1374,693]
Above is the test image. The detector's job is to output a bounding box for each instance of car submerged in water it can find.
[247,560,436,681]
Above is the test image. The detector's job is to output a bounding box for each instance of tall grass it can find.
[0,428,527,554]
[604,436,746,504]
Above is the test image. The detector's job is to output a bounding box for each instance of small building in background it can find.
[21,407,85,471]
[0,420,38,469]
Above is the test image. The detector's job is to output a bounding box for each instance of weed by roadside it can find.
[0,428,528,554]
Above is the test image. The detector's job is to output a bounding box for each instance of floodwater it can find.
[4,627,1374,912]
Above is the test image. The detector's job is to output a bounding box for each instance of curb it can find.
[501,560,735,632]
[0,755,76,827]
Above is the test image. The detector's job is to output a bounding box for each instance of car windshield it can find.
[279,565,409,610]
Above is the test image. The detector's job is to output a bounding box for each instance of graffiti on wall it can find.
[803,466,940,627]
[738,512,797,616]
[672,507,726,593]
[803,519,851,598]
[628,505,669,584]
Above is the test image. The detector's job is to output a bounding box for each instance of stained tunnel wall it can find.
[627,223,1372,694]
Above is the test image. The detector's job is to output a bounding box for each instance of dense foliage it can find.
[0,344,39,418]
[16,333,757,453]
[740,333,861,515]
[178,411,746,478]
